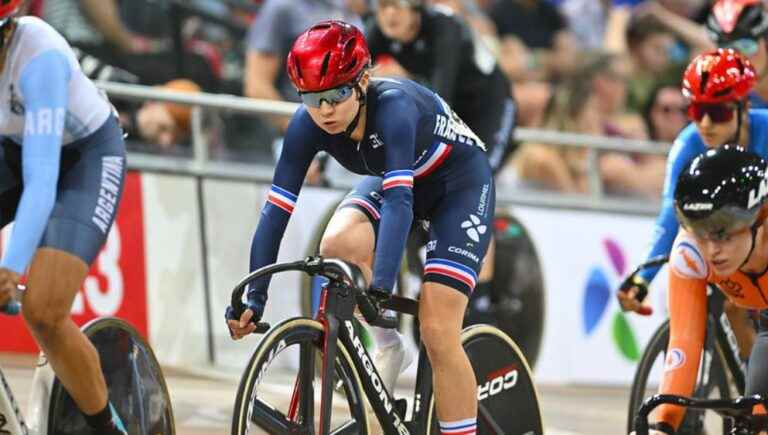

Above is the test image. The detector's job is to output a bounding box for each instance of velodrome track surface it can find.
[1,353,628,434]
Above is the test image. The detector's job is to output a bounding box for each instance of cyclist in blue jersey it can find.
[0,2,128,433]
[707,0,768,108]
[226,20,493,435]
[618,48,767,359]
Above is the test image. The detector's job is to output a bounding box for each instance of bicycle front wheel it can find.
[427,324,543,434]
[231,318,370,435]
[48,317,175,435]
[627,320,734,435]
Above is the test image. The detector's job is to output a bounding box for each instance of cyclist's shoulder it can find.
[669,124,704,161]
[748,109,768,137]
[14,16,68,51]
[370,78,424,116]
[10,17,73,71]
[669,231,709,282]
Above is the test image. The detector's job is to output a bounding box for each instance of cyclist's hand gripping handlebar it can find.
[228,257,400,336]
[0,284,25,316]
[618,256,668,317]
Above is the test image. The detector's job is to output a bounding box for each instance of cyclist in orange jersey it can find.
[640,145,768,434]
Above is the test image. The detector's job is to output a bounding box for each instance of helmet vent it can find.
[293,57,303,80]
[342,58,358,74]
[714,87,733,97]
[320,52,331,78]
[736,56,745,73]
[700,71,710,95]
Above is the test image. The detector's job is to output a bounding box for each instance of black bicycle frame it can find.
[314,280,435,435]
[231,257,432,435]
[707,288,747,393]
[634,394,768,435]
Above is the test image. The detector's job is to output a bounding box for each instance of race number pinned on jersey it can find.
[671,240,708,279]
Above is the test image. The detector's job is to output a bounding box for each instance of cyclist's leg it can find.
[420,282,477,422]
[724,301,756,360]
[420,162,494,429]
[320,176,382,282]
[20,117,127,431]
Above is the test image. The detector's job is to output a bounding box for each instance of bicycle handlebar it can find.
[634,393,768,435]
[230,256,416,334]
[619,255,669,303]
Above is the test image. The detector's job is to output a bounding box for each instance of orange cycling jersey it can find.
[657,232,768,429]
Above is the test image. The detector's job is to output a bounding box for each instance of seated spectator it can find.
[509,76,602,193]
[42,0,220,91]
[508,72,665,197]
[624,14,686,113]
[491,0,579,81]
[121,79,205,153]
[642,81,688,143]
[581,52,643,137]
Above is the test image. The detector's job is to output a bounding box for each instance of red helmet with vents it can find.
[682,48,757,104]
[286,20,371,93]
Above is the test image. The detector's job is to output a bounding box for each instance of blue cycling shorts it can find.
[338,152,495,296]
[0,116,126,266]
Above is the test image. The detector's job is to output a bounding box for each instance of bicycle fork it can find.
[287,285,353,435]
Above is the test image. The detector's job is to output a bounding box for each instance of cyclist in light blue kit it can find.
[0,1,127,433]
[618,48,768,362]
[226,20,493,435]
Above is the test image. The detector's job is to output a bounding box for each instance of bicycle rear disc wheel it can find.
[47,317,175,435]
[427,324,543,434]
[463,214,545,368]
[231,318,370,435]
[627,320,733,435]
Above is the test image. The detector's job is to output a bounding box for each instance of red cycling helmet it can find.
[682,48,757,104]
[708,0,768,45]
[286,20,371,93]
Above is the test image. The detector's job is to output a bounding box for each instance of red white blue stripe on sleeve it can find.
[339,197,381,220]
[439,418,477,435]
[266,185,298,214]
[382,169,414,190]
[424,258,478,290]
[414,141,452,178]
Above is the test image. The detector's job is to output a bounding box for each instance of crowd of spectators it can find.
[31,0,727,199]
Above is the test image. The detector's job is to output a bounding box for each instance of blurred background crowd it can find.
[23,0,734,198]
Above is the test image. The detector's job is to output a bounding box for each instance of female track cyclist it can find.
[639,146,768,434]
[618,49,768,363]
[0,1,128,433]
[226,20,493,434]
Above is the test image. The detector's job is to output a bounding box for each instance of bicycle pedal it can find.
[394,398,408,416]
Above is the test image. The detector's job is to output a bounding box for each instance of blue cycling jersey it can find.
[249,77,488,297]
[639,109,768,282]
[750,92,768,110]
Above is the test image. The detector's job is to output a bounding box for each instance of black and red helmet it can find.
[682,48,757,104]
[707,0,768,45]
[286,20,371,93]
